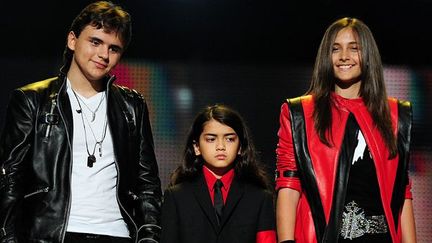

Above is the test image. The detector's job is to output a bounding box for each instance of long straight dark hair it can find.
[307,17,397,158]
[170,104,272,191]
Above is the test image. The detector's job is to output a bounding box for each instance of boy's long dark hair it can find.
[307,17,397,158]
[60,1,131,74]
[170,104,272,191]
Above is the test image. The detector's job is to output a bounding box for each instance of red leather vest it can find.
[276,94,412,243]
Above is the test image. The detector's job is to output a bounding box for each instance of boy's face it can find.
[67,25,124,82]
[193,119,241,177]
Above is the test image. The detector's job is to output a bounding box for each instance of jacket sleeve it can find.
[275,102,302,192]
[0,90,34,242]
[160,188,179,243]
[256,191,277,243]
[135,97,162,242]
[396,99,413,200]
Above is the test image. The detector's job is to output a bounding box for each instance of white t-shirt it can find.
[66,80,129,237]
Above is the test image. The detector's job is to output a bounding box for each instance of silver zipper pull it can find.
[45,98,58,138]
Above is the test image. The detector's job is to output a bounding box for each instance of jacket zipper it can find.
[1,167,11,237]
[114,160,138,243]
[55,79,74,243]
[44,98,57,138]
[24,187,49,198]
[105,76,139,243]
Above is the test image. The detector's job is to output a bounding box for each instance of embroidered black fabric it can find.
[339,127,391,242]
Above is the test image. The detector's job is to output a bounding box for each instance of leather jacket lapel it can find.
[287,97,326,242]
[56,76,73,146]
[107,85,131,172]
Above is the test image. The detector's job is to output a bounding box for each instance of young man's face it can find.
[193,119,241,177]
[67,25,124,82]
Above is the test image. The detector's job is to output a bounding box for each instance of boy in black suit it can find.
[161,104,276,243]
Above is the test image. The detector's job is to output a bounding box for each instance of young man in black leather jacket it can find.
[0,1,162,242]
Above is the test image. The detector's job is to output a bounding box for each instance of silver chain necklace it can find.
[73,92,106,122]
[72,90,108,168]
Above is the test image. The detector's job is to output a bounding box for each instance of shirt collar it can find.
[203,166,235,192]
[331,92,365,112]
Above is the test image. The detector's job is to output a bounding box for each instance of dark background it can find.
[2,0,431,65]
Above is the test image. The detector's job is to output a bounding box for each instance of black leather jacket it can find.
[0,74,162,242]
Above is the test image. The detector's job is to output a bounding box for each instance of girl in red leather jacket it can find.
[275,17,416,243]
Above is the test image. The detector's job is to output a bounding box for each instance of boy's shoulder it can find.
[166,179,198,193]
[19,76,60,93]
[238,179,273,198]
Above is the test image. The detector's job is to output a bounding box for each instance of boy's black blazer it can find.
[160,173,275,243]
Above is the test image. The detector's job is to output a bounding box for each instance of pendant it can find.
[98,144,102,157]
[87,155,96,168]
[91,112,96,122]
